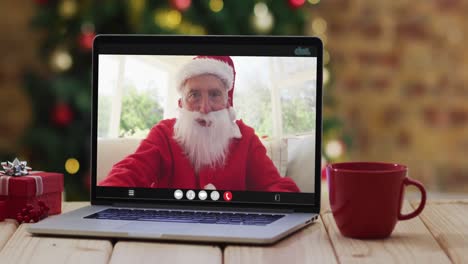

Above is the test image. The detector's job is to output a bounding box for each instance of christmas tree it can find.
[6,0,345,200]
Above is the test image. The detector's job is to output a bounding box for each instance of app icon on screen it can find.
[223,191,232,201]
[198,190,208,200]
[186,190,196,200]
[210,191,220,201]
[174,189,183,200]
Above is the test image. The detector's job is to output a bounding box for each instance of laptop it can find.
[28,35,323,244]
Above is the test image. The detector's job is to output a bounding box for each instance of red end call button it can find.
[223,191,232,201]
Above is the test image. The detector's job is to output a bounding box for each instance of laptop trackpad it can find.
[118,222,191,237]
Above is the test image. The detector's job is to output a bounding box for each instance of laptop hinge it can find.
[111,203,295,214]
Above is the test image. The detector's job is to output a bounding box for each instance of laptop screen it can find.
[92,36,322,210]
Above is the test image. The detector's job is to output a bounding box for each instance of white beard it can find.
[174,108,239,173]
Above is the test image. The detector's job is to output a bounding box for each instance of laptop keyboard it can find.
[84,208,285,226]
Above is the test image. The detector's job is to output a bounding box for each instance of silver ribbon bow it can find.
[0,158,32,177]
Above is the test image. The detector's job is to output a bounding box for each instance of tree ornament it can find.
[170,0,191,12]
[51,102,74,127]
[78,31,96,51]
[288,0,305,9]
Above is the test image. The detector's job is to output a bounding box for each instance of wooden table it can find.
[0,194,467,263]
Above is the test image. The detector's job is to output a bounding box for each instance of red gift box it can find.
[0,172,63,219]
[0,200,5,221]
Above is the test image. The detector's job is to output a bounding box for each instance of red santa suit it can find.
[99,119,300,192]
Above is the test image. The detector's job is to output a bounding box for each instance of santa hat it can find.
[176,56,236,108]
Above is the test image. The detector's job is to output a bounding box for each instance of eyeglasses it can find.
[185,89,226,107]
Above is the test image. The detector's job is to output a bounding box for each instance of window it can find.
[233,57,317,138]
[98,55,188,138]
[98,55,317,140]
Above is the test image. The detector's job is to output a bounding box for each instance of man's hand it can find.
[204,183,216,190]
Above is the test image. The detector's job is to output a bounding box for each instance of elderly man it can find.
[99,56,300,192]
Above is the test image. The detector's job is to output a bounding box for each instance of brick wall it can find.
[308,0,468,192]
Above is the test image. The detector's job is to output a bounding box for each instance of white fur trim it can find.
[229,107,242,139]
[176,58,234,93]
[228,106,236,121]
[204,183,216,190]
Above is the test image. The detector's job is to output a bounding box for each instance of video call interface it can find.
[96,53,319,205]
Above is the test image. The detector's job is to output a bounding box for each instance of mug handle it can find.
[398,177,427,220]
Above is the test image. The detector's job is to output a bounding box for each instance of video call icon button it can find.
[186,190,196,200]
[223,191,232,202]
[210,191,220,201]
[174,189,183,200]
[198,190,208,200]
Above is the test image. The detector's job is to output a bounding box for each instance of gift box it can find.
[0,200,5,221]
[0,172,63,219]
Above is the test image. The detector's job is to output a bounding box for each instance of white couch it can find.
[97,136,315,192]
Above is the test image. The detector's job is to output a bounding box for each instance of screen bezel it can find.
[91,35,323,213]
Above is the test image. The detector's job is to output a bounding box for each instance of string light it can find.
[254,2,268,17]
[209,0,223,12]
[59,0,77,18]
[129,0,146,27]
[177,21,206,35]
[130,0,145,12]
[324,50,330,65]
[154,9,182,30]
[312,17,327,35]
[320,34,328,46]
[323,67,330,85]
[178,22,191,33]
[189,25,206,35]
[65,158,80,174]
[50,49,72,72]
[325,140,344,159]
[252,3,274,33]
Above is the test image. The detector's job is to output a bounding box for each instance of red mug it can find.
[326,162,426,239]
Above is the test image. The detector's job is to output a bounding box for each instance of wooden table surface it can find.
[0,191,467,263]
